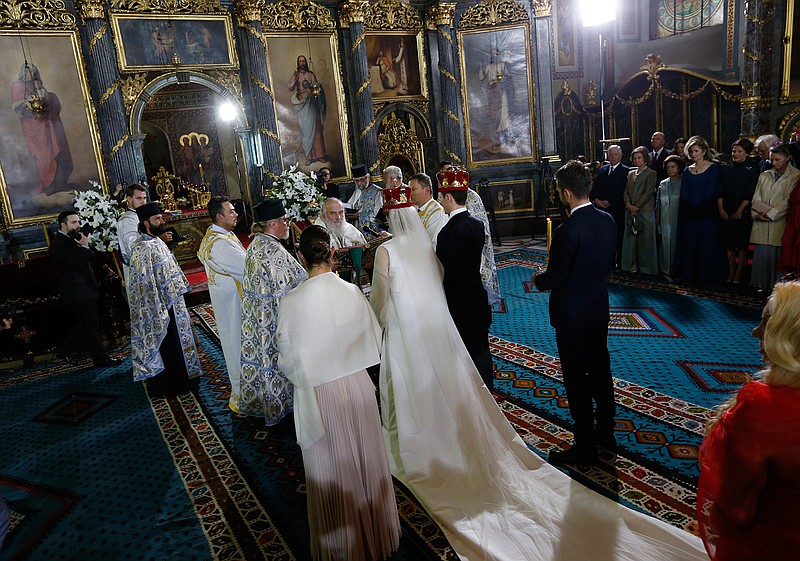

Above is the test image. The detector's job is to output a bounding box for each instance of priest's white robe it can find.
[198,225,246,412]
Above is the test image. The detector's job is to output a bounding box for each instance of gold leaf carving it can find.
[364,0,422,31]
[0,0,77,29]
[458,0,529,30]
[235,0,264,23]
[205,70,243,100]
[261,0,335,31]
[377,114,424,172]
[339,0,367,27]
[120,73,148,114]
[109,0,226,14]
[425,3,455,30]
[79,0,105,21]
[530,0,551,17]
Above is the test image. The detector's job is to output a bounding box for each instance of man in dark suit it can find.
[649,131,672,182]
[592,144,629,267]
[533,161,617,465]
[50,211,121,367]
[436,173,494,389]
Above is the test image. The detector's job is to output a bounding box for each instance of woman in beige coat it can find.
[621,146,659,275]
[750,144,800,290]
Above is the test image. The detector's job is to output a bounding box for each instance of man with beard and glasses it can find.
[288,54,328,166]
[128,203,201,398]
[315,197,366,249]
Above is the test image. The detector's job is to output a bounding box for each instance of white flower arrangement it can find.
[268,165,325,222]
[72,181,125,252]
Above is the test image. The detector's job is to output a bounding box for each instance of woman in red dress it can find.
[698,281,800,560]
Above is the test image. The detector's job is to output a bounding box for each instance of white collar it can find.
[449,207,467,217]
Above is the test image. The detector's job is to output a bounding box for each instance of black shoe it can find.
[94,357,122,367]
[55,352,78,366]
[549,445,599,465]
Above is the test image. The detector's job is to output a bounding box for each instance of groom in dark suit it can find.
[592,144,628,267]
[533,161,617,465]
[436,169,494,389]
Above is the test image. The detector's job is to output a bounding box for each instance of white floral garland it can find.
[268,165,325,222]
[72,181,124,252]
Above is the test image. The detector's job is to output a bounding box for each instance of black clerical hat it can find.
[351,164,368,179]
[136,202,162,221]
[254,199,286,222]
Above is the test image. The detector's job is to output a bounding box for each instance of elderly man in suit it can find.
[436,171,493,390]
[50,210,121,367]
[649,131,672,182]
[533,161,617,465]
[592,144,629,267]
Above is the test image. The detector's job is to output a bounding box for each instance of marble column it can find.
[340,0,380,175]
[426,3,465,166]
[740,0,774,137]
[77,0,144,186]
[235,0,282,196]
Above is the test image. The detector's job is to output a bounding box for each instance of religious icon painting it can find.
[365,31,427,101]
[649,0,725,40]
[0,30,106,226]
[458,24,538,168]
[263,32,352,181]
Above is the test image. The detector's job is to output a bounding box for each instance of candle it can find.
[199,163,205,185]
[546,217,552,257]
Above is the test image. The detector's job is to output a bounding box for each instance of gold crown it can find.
[381,186,413,209]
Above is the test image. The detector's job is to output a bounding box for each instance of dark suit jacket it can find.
[49,232,99,304]
[649,148,672,182]
[591,163,629,221]
[436,210,491,352]
[534,204,616,331]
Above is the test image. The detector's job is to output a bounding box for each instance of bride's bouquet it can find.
[267,165,325,222]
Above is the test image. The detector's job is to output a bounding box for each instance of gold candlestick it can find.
[546,218,552,258]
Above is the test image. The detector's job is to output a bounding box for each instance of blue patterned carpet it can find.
[0,247,764,558]
[489,248,763,531]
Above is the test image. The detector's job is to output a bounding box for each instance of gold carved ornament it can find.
[350,30,366,56]
[78,0,105,21]
[778,107,800,140]
[261,0,335,31]
[87,22,108,58]
[235,0,265,23]
[0,0,76,29]
[250,74,274,99]
[363,0,422,31]
[425,3,455,30]
[109,0,226,14]
[98,80,120,108]
[205,70,243,100]
[120,73,149,114]
[458,0,529,30]
[377,114,423,171]
[530,0,551,18]
[339,0,367,27]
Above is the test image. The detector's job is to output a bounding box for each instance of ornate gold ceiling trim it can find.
[0,0,77,29]
[109,0,226,14]
[364,0,422,31]
[458,0,529,30]
[261,0,335,31]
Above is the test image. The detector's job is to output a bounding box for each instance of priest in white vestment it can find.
[116,184,148,291]
[369,187,708,561]
[128,203,201,398]
[409,172,447,248]
[198,197,247,412]
[313,197,366,249]
[239,199,307,424]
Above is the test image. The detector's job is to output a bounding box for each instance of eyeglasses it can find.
[319,172,329,176]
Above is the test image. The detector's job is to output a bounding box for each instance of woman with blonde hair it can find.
[674,135,724,282]
[698,281,800,560]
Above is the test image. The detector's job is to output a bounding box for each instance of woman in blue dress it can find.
[674,136,724,282]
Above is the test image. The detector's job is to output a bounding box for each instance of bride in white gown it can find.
[369,188,708,561]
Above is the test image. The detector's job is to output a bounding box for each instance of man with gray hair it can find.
[382,165,405,189]
[592,145,629,266]
[409,172,447,247]
[756,134,780,172]
[315,197,366,249]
